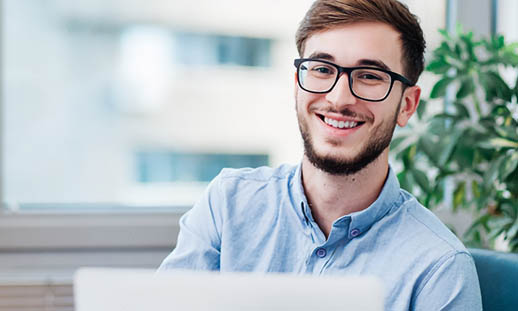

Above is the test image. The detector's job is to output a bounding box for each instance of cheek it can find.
[368,104,396,129]
[296,90,322,112]
[294,90,303,114]
[295,90,308,112]
[374,92,403,121]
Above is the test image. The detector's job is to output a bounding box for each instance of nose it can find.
[325,73,356,109]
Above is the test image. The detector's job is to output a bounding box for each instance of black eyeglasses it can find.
[294,58,414,102]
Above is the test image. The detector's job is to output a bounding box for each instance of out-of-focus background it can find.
[1,0,517,310]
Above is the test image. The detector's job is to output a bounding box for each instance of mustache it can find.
[311,106,374,123]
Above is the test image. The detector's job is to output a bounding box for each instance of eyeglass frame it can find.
[294,58,414,102]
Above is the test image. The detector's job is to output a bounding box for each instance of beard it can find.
[298,103,400,176]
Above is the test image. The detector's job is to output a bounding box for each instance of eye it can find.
[357,72,383,80]
[310,65,335,76]
[354,69,390,84]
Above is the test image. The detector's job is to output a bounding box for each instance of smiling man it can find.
[159,1,482,310]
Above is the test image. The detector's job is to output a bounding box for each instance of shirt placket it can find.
[302,209,352,274]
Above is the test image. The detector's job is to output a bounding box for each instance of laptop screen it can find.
[75,268,384,311]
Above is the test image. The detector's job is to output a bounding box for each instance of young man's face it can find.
[295,22,420,175]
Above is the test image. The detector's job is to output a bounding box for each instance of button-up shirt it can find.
[159,164,482,310]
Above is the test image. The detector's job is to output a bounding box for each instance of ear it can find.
[397,85,421,127]
[294,71,298,90]
[294,71,299,103]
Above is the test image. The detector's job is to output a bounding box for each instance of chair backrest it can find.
[469,248,518,311]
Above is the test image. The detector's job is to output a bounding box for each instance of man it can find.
[159,0,482,309]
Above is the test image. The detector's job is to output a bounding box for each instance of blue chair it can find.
[469,248,518,311]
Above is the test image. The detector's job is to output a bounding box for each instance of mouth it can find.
[316,113,365,130]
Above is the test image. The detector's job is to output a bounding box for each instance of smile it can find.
[325,117,358,129]
[318,114,365,129]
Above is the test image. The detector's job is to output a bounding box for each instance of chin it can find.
[302,131,390,176]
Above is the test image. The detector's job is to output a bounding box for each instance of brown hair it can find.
[295,0,425,85]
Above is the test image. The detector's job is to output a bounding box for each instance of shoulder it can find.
[214,164,298,190]
[218,164,297,181]
[396,189,468,253]
[204,163,298,209]
[205,164,300,227]
[386,191,480,303]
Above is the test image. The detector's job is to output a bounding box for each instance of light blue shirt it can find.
[159,164,482,310]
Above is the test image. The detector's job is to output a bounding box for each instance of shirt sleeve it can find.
[411,251,483,311]
[157,175,224,271]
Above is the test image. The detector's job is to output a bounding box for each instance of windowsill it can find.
[0,269,74,284]
[0,204,186,250]
[0,204,185,273]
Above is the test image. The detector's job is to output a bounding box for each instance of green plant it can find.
[391,27,518,252]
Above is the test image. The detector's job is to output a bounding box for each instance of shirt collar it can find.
[290,163,402,235]
[290,163,312,225]
[345,167,401,237]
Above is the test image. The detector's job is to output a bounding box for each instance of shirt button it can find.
[350,228,361,237]
[316,248,327,258]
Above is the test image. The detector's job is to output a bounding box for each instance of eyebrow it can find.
[356,59,391,71]
[306,51,392,71]
[307,52,334,61]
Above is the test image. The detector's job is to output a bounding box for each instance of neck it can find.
[301,150,390,238]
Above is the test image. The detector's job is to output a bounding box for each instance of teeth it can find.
[324,117,358,129]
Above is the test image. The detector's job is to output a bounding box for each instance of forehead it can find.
[303,22,404,72]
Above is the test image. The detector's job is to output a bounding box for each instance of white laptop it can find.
[74,268,384,311]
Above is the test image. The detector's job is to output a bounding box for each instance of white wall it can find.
[497,0,518,42]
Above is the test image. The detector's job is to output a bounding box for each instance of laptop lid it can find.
[75,268,384,311]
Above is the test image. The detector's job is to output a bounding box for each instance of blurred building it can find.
[3,0,316,206]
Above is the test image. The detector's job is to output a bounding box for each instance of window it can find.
[2,0,283,208]
[137,151,269,183]
[174,32,271,67]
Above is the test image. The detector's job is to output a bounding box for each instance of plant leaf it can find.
[430,77,455,98]
[456,77,475,99]
[460,33,477,61]
[494,125,518,141]
[452,101,470,119]
[397,171,412,192]
[411,168,431,193]
[483,155,506,188]
[464,214,491,238]
[497,34,505,49]
[417,135,440,166]
[438,29,451,40]
[471,180,481,199]
[507,218,518,240]
[479,71,513,101]
[416,98,427,119]
[499,152,518,180]
[488,217,513,240]
[453,181,466,211]
[487,138,518,149]
[438,129,463,167]
[427,59,451,74]
[390,136,407,151]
